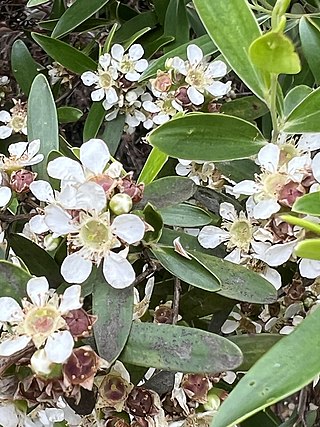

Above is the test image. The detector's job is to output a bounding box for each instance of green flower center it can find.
[186,69,206,89]
[229,219,253,251]
[262,172,287,198]
[10,115,25,133]
[79,219,112,251]
[99,72,113,89]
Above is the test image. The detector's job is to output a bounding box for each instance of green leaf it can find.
[27,0,49,6]
[220,96,269,121]
[123,27,153,50]
[8,234,63,288]
[194,186,243,216]
[52,0,111,38]
[143,203,163,244]
[193,0,267,100]
[282,86,320,132]
[92,269,133,364]
[281,214,320,235]
[229,334,282,371]
[249,32,301,75]
[189,250,277,304]
[32,33,97,74]
[148,114,266,161]
[138,147,168,185]
[27,74,59,181]
[83,101,105,142]
[283,85,313,117]
[121,322,243,373]
[11,40,40,95]
[163,0,190,52]
[294,239,320,260]
[211,306,320,427]
[0,261,31,299]
[151,245,221,292]
[299,17,320,84]
[113,11,158,44]
[159,204,215,227]
[159,228,213,254]
[292,191,320,216]
[138,177,196,209]
[100,113,125,156]
[57,106,83,123]
[216,159,260,183]
[140,34,217,80]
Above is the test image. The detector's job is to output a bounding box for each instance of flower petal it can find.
[81,71,98,86]
[80,138,110,175]
[105,87,118,104]
[29,214,49,234]
[125,71,141,82]
[91,88,105,102]
[8,141,28,158]
[257,143,279,172]
[61,252,92,284]
[129,44,144,60]
[312,152,320,183]
[103,252,135,288]
[187,44,203,67]
[233,180,260,196]
[205,60,227,78]
[298,133,320,152]
[0,126,12,139]
[0,187,11,207]
[206,81,231,97]
[0,335,31,356]
[224,248,241,264]
[99,53,111,69]
[27,276,49,306]
[47,157,85,183]
[0,110,11,123]
[59,285,82,313]
[135,58,148,72]
[299,258,320,279]
[198,226,229,249]
[111,44,124,61]
[219,202,237,222]
[45,331,74,363]
[0,403,19,427]
[45,205,78,236]
[0,297,23,322]
[253,199,280,219]
[260,241,296,267]
[187,86,204,105]
[111,214,145,244]
[30,180,54,203]
[75,181,106,212]
[260,266,282,290]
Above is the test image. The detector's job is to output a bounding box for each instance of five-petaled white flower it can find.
[111,43,148,82]
[0,101,27,140]
[0,277,81,363]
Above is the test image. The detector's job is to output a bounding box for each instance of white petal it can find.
[0,403,19,427]
[61,252,92,284]
[80,138,110,175]
[105,87,118,104]
[45,331,74,363]
[288,155,310,181]
[129,44,144,60]
[260,266,282,290]
[106,161,122,178]
[143,101,160,113]
[111,44,124,61]
[0,297,23,322]
[175,163,191,176]
[29,214,49,234]
[125,71,141,82]
[221,319,239,334]
[81,71,98,86]
[135,58,148,72]
[187,86,204,105]
[153,113,170,125]
[198,226,229,248]
[0,187,11,207]
[75,181,106,212]
[261,241,296,267]
[205,60,227,78]
[24,153,44,166]
[59,285,82,313]
[206,81,231,97]
[27,276,49,306]
[0,335,31,356]
[257,143,280,172]
[99,53,111,69]
[253,199,280,219]
[30,180,54,203]
[224,248,242,264]
[219,202,237,222]
[187,44,203,66]
[45,205,78,236]
[312,152,320,183]
[103,252,135,288]
[112,214,145,244]
[47,157,85,183]
[0,126,12,139]
[27,139,41,158]
[298,133,320,152]
[0,110,11,123]
[299,259,320,279]
[91,88,105,102]
[8,141,28,158]
[233,180,260,196]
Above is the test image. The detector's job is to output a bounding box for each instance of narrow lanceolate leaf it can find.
[32,33,97,74]
[189,250,277,304]
[0,261,31,300]
[138,147,168,185]
[211,306,320,427]
[57,106,83,123]
[121,322,243,373]
[151,245,221,292]
[93,269,133,364]
[282,86,320,132]
[148,114,266,161]
[52,0,111,38]
[163,0,189,52]
[83,101,105,142]
[193,0,267,101]
[159,204,215,227]
[294,239,320,260]
[299,17,320,84]
[27,74,59,181]
[11,40,40,95]
[27,0,49,6]
[283,85,313,118]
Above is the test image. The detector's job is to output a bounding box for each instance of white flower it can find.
[81,54,119,107]
[143,92,183,126]
[0,101,27,139]
[111,43,148,81]
[0,140,44,172]
[0,277,81,363]
[169,44,231,105]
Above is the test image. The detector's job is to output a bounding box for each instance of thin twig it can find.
[294,386,309,427]
[172,277,181,324]
[0,212,36,224]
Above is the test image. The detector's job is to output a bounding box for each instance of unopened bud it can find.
[151,72,172,92]
[109,193,133,215]
[10,169,36,193]
[44,234,60,251]
[175,86,192,107]
[64,308,96,339]
[30,349,59,378]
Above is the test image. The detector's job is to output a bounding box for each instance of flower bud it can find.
[109,193,133,215]
[151,72,172,92]
[10,169,36,193]
[43,234,61,252]
[30,349,60,378]
[175,86,192,107]
[63,308,96,339]
[126,388,155,417]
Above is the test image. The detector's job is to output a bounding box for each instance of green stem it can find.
[269,73,279,143]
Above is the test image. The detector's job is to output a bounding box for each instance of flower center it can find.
[120,56,134,74]
[24,306,60,340]
[229,219,253,251]
[79,219,112,251]
[279,143,299,166]
[99,71,114,89]
[10,115,26,133]
[186,69,206,89]
[260,172,287,199]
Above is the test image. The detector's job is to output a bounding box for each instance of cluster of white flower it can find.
[81,43,231,134]
[0,100,27,139]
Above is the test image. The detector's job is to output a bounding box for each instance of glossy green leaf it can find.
[101,113,125,156]
[83,101,105,142]
[138,147,168,185]
[299,17,320,84]
[249,32,301,75]
[138,177,196,209]
[159,228,213,254]
[143,203,163,244]
[52,0,110,38]
[143,35,175,58]
[159,204,215,227]
[189,251,277,304]
[140,34,217,80]
[8,234,63,288]
[229,334,282,371]
[0,261,31,300]
[283,85,313,117]
[211,306,320,427]
[148,114,266,161]
[292,191,320,216]
[93,269,133,364]
[163,0,189,52]
[281,214,320,235]
[194,186,243,216]
[57,106,83,123]
[113,11,158,44]
[27,74,59,181]
[282,86,320,132]
[220,96,269,121]
[121,322,243,373]
[216,159,260,183]
[151,245,221,291]
[27,0,49,5]
[294,239,320,260]
[32,33,97,74]
[11,40,40,95]
[193,0,267,100]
